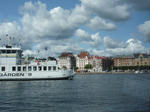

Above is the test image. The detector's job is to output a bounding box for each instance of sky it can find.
[0,0,150,57]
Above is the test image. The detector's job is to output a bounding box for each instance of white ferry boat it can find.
[0,45,74,80]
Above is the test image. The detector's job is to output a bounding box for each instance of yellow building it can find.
[134,53,150,66]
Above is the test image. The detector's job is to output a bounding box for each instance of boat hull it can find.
[0,70,74,81]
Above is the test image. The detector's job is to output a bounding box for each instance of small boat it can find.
[135,70,140,74]
[135,70,144,74]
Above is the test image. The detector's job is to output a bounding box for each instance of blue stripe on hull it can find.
[0,76,73,81]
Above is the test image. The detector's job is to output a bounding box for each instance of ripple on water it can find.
[0,74,150,112]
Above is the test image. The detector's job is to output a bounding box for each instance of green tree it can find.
[62,66,67,69]
[74,67,79,71]
[84,64,93,70]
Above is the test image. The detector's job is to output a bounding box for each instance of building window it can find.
[23,66,26,71]
[43,66,47,71]
[28,66,32,71]
[145,62,147,65]
[140,57,143,60]
[18,66,21,71]
[38,66,42,71]
[12,66,16,71]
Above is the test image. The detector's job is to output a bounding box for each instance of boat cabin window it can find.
[48,66,51,71]
[12,66,16,71]
[53,66,56,71]
[1,66,5,71]
[7,50,11,54]
[23,66,26,71]
[12,50,16,53]
[18,66,21,71]
[0,50,17,54]
[1,50,6,53]
[33,66,37,71]
[28,66,32,71]
[38,66,42,71]
[43,66,47,71]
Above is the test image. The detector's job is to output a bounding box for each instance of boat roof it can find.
[0,45,22,50]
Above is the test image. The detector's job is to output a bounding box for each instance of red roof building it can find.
[76,51,90,71]
[58,52,76,69]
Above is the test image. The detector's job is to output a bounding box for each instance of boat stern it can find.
[63,69,74,80]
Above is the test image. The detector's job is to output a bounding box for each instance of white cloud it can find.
[87,16,116,31]
[0,1,88,57]
[0,22,22,46]
[80,0,129,21]
[23,50,36,57]
[86,38,146,56]
[0,22,20,35]
[27,39,84,57]
[70,5,90,25]
[105,38,146,56]
[20,2,76,40]
[0,1,149,57]
[75,29,89,40]
[75,29,102,48]
[87,49,107,56]
[104,36,125,49]
[70,3,118,31]
[138,20,150,42]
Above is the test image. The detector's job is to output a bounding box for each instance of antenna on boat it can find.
[6,34,8,46]
[44,46,48,51]
[9,36,12,46]
[5,34,12,46]
[18,38,22,47]
[12,37,15,46]
[36,50,40,59]
[44,46,48,59]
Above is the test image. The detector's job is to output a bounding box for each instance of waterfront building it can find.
[76,51,90,71]
[134,53,150,66]
[58,52,76,69]
[88,56,105,72]
[113,56,135,67]
[88,56,113,72]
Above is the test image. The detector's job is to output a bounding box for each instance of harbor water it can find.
[0,74,150,112]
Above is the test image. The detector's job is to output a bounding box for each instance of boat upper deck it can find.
[0,65,59,72]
